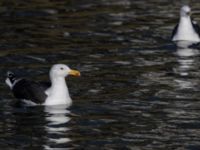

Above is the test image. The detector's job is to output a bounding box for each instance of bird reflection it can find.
[174,41,200,49]
[43,105,71,149]
[174,45,199,89]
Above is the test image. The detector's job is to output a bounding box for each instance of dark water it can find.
[0,0,200,149]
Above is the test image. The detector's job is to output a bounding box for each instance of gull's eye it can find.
[60,67,64,70]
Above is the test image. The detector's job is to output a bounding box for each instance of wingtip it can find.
[6,71,14,77]
[5,71,17,89]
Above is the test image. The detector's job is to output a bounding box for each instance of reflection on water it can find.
[44,106,71,149]
[174,41,199,48]
[174,46,199,89]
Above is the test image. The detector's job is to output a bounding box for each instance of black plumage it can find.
[192,20,200,37]
[7,72,51,104]
[171,24,178,40]
[12,79,51,104]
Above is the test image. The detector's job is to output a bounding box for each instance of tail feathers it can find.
[5,71,17,89]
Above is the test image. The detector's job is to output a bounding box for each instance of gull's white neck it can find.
[44,77,72,106]
[173,16,200,42]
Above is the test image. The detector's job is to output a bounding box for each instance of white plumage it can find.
[172,5,200,43]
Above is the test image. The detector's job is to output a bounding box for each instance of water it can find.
[0,0,200,149]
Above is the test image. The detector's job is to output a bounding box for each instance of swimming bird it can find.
[171,5,200,46]
[5,64,80,106]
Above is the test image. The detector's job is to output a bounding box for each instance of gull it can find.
[172,5,200,47]
[5,64,80,106]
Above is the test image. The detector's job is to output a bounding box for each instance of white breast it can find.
[173,17,200,42]
[43,78,72,106]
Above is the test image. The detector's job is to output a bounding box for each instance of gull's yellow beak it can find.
[69,69,81,77]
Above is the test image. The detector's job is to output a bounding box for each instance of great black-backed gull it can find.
[171,5,200,46]
[5,64,80,106]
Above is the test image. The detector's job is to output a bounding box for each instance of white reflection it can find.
[101,0,131,7]
[174,79,195,89]
[176,47,199,57]
[174,46,199,89]
[43,105,71,149]
[174,41,199,48]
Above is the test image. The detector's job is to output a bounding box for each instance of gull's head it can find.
[50,64,80,79]
[180,5,191,17]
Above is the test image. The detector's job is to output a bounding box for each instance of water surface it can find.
[0,0,200,149]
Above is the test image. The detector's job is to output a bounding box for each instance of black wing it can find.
[171,24,178,40]
[12,79,51,104]
[38,81,51,89]
[192,20,200,37]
